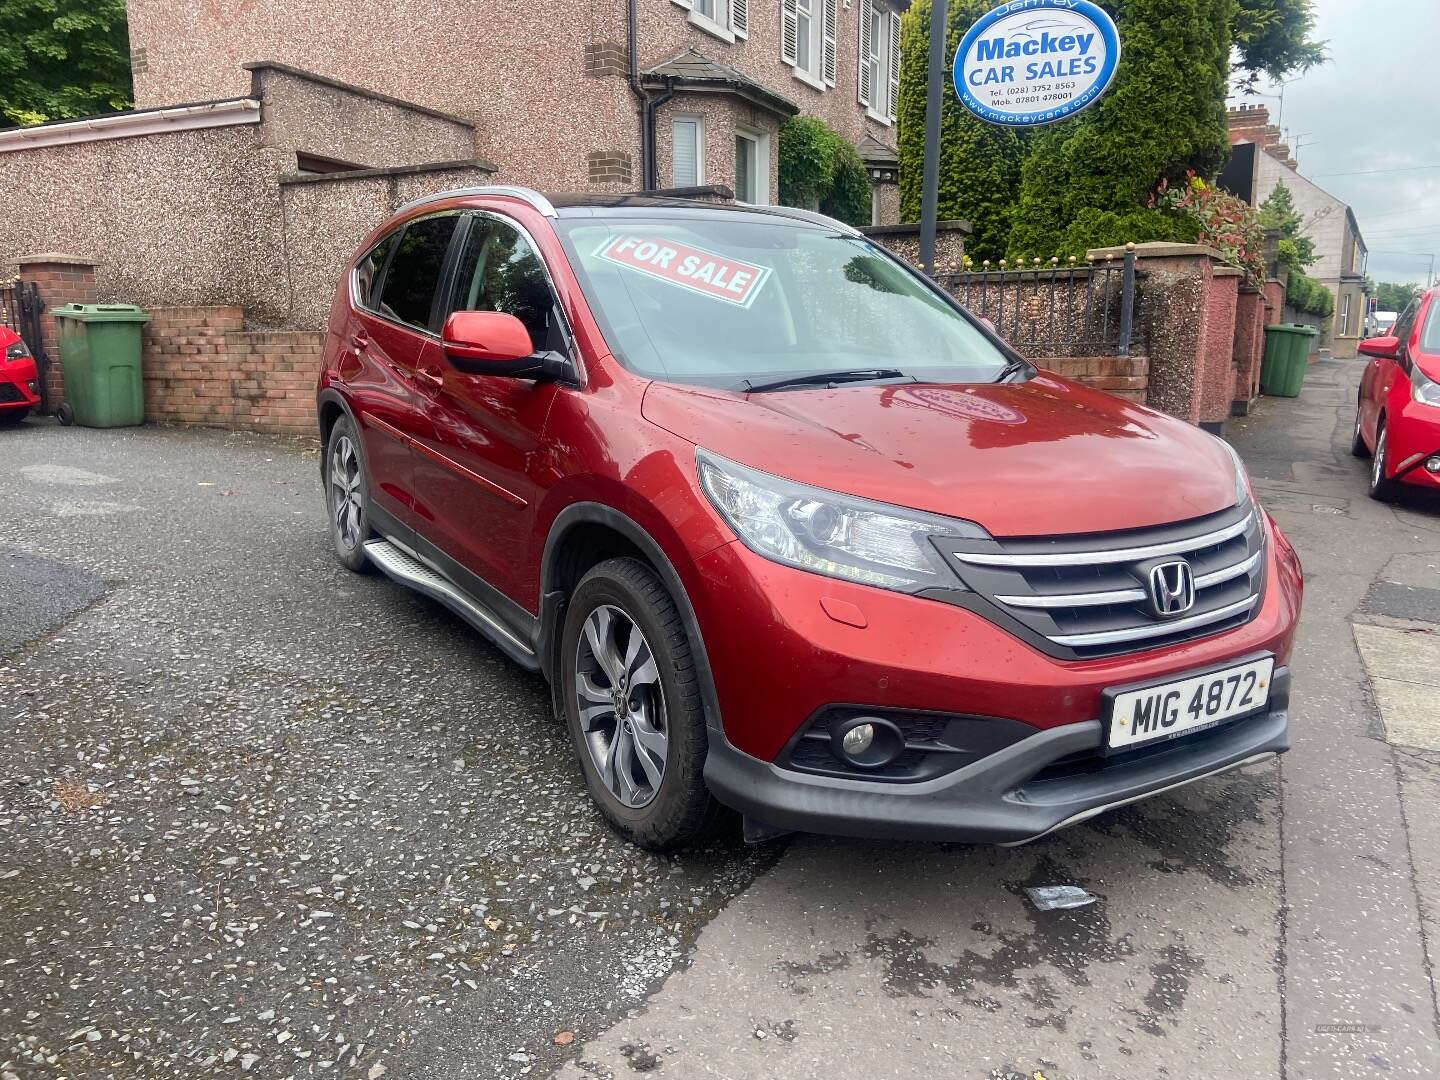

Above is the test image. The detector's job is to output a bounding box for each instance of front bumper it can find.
[705,669,1290,844]
[1388,397,1440,489]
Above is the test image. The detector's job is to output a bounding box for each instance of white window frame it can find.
[671,115,705,188]
[671,0,747,43]
[1340,291,1352,337]
[860,2,899,124]
[782,0,834,91]
[734,126,770,205]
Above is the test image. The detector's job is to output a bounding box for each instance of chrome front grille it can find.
[939,504,1265,658]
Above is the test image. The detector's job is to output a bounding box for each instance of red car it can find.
[1353,285,1440,500]
[316,188,1303,850]
[0,324,41,424]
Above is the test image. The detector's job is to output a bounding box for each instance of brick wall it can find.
[1045,356,1149,404]
[15,255,99,407]
[142,307,322,434]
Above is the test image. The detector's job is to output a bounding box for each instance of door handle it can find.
[416,363,445,390]
[351,332,369,351]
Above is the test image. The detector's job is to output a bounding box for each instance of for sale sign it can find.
[594,235,772,308]
[953,0,1120,127]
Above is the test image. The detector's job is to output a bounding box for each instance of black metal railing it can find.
[935,247,1141,358]
[0,280,49,409]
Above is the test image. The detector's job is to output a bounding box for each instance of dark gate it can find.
[0,280,48,410]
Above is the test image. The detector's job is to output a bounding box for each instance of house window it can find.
[782,0,835,89]
[672,0,747,42]
[858,1,900,123]
[734,128,768,204]
[672,117,704,187]
[1340,291,1352,337]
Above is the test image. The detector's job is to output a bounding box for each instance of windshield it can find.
[554,215,1012,389]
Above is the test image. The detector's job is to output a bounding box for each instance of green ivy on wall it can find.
[778,116,872,228]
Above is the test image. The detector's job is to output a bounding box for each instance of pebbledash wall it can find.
[125,0,907,211]
[0,64,491,329]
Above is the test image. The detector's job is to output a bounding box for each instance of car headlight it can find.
[696,449,985,593]
[1413,366,1440,407]
[4,340,28,361]
[1216,436,1255,509]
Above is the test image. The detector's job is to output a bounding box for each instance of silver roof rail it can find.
[754,204,863,237]
[393,185,558,218]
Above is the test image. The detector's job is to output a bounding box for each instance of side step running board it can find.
[363,538,538,669]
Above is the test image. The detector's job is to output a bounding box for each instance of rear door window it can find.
[355,229,400,311]
[376,215,461,332]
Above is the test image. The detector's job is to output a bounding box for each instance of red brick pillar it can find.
[15,254,99,412]
[1200,267,1242,432]
[1232,285,1267,415]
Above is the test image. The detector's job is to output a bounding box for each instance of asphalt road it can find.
[0,422,772,1079]
[1,359,1437,1079]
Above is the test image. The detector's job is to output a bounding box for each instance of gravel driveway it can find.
[0,419,770,1079]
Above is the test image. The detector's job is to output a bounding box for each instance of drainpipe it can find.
[626,0,650,190]
[627,0,674,190]
[642,81,676,191]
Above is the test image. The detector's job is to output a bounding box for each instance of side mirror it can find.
[441,310,535,373]
[1357,334,1400,360]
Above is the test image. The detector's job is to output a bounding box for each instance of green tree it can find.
[1007,0,1235,259]
[1257,181,1315,269]
[1374,281,1422,313]
[777,116,872,228]
[1258,181,1331,316]
[0,0,132,128]
[896,0,1027,262]
[1231,0,1326,90]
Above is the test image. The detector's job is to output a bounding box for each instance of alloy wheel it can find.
[330,435,363,551]
[574,604,667,809]
[1372,426,1387,491]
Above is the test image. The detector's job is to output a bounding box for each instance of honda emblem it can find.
[1148,560,1195,617]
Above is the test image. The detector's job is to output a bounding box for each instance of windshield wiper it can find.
[742,368,910,393]
[993,358,1030,383]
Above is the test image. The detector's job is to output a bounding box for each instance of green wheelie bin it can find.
[1259,323,1318,398]
[50,304,152,427]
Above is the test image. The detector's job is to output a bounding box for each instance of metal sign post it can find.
[918,0,948,277]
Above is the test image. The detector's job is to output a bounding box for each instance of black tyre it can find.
[1368,418,1398,502]
[0,408,29,425]
[324,414,375,573]
[560,557,720,851]
[1351,394,1369,457]
[55,402,74,426]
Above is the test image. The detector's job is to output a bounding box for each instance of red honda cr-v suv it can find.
[316,187,1303,851]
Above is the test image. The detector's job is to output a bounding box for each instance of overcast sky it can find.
[1228,0,1440,287]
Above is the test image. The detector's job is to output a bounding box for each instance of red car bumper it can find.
[692,514,1302,843]
[1387,398,1440,490]
[0,355,41,411]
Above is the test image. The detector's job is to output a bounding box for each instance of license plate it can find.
[1107,657,1274,750]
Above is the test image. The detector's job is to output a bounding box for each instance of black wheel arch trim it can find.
[539,503,724,734]
[316,388,356,482]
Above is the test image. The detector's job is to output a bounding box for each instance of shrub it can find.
[1286,269,1334,317]
[778,116,871,228]
[1155,172,1267,285]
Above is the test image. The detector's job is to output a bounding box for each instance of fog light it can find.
[25,381,39,394]
[1426,456,1440,474]
[841,723,875,756]
[831,716,904,769]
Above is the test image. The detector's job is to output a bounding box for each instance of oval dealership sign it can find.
[953,0,1120,127]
